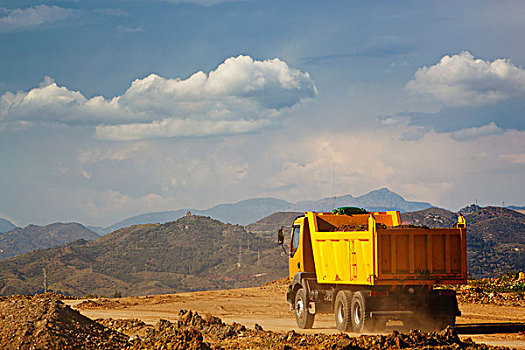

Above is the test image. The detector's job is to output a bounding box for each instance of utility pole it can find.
[237,244,242,268]
[43,268,48,293]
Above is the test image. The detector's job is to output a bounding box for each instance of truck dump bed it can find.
[305,211,467,286]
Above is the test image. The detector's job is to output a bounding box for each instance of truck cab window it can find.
[290,226,301,257]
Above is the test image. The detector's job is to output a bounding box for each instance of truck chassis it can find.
[287,272,460,333]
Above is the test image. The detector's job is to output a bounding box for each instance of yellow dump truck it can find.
[277,209,467,333]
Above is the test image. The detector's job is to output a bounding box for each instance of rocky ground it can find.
[1,275,523,349]
[0,295,513,350]
[451,273,525,307]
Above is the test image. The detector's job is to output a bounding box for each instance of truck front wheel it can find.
[351,291,374,333]
[334,290,353,332]
[294,288,314,329]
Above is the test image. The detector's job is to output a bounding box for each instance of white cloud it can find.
[163,0,239,6]
[406,51,525,106]
[0,55,316,140]
[95,118,272,141]
[116,25,145,33]
[450,122,503,141]
[0,5,77,32]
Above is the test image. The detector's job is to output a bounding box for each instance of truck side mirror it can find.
[277,227,284,245]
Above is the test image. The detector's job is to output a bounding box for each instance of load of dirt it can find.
[0,295,128,349]
[333,224,368,232]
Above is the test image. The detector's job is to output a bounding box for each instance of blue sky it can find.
[1,1,524,226]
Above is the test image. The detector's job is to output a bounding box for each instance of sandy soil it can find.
[65,281,525,349]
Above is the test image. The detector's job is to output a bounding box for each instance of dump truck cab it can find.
[279,208,467,333]
[288,216,316,280]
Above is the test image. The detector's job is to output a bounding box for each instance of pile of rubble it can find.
[0,295,128,349]
[106,310,508,350]
[456,285,524,306]
[453,273,525,307]
[0,294,512,349]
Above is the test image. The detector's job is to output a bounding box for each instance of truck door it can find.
[289,224,303,280]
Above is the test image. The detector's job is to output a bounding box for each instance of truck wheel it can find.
[294,288,314,329]
[351,291,373,333]
[334,290,353,332]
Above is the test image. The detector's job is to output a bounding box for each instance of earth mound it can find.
[0,295,127,349]
[0,294,513,350]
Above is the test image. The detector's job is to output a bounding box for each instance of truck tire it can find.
[334,290,353,332]
[351,291,373,333]
[294,288,314,329]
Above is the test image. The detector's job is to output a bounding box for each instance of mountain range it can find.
[0,223,99,260]
[0,204,523,297]
[95,188,432,234]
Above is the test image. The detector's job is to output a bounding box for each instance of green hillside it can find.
[0,215,286,297]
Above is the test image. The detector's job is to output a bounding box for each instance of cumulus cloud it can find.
[0,5,78,32]
[406,51,525,106]
[450,122,504,141]
[0,55,316,140]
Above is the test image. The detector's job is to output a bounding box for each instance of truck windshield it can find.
[290,226,300,257]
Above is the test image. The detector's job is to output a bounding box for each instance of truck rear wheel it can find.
[294,288,314,329]
[334,290,353,332]
[351,291,373,333]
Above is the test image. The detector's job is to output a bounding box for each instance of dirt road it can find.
[66,280,525,349]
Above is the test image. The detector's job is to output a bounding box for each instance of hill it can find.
[102,188,432,234]
[400,207,457,227]
[0,215,286,297]
[0,223,99,260]
[401,206,525,278]
[245,212,303,239]
[462,206,524,277]
[0,218,16,233]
